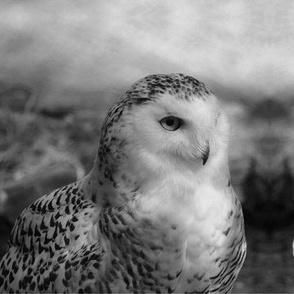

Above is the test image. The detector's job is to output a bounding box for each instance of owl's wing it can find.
[0,181,107,292]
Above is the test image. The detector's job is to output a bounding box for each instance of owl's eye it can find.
[159,116,183,131]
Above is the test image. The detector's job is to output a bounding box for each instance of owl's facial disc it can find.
[102,73,230,181]
[158,115,210,165]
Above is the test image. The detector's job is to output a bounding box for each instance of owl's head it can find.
[95,74,230,201]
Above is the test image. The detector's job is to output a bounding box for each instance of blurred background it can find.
[1,0,294,292]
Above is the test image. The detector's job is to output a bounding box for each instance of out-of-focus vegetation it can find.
[0,86,101,258]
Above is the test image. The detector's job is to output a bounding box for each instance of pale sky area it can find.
[0,0,294,108]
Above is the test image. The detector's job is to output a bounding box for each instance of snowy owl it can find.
[0,73,246,293]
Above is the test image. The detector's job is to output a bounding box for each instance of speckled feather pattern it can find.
[0,182,104,293]
[97,74,211,201]
[0,73,246,293]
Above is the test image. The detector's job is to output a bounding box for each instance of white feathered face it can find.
[126,92,230,177]
[96,74,230,205]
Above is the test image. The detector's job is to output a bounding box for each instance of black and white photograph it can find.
[0,1,294,293]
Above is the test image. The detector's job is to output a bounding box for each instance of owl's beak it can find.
[202,143,210,165]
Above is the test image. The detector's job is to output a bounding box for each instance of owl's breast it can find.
[175,185,246,293]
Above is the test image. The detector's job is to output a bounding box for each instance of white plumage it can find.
[0,73,246,293]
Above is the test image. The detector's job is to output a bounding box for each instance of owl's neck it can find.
[82,140,233,292]
[83,139,230,208]
[87,161,234,293]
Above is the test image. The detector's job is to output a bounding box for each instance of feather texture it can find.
[0,73,246,293]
